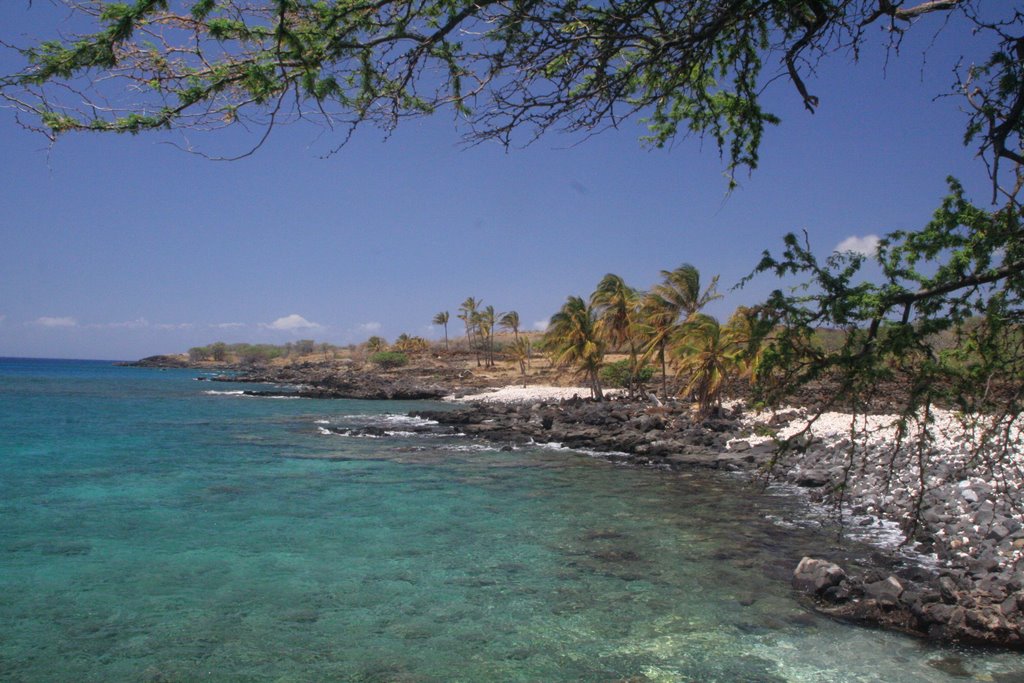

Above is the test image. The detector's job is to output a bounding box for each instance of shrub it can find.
[210,341,228,362]
[393,334,429,354]
[599,360,654,388]
[365,336,388,353]
[235,344,284,365]
[369,351,408,369]
[294,339,316,356]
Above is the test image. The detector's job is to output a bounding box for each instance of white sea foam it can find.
[335,413,439,427]
[762,476,944,568]
[323,430,381,439]
[444,443,503,453]
[203,390,246,396]
[323,428,443,439]
[382,414,439,426]
[533,440,631,460]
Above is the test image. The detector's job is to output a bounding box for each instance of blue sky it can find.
[0,4,995,360]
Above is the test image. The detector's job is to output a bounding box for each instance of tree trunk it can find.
[590,369,604,401]
[660,342,668,400]
[628,339,638,398]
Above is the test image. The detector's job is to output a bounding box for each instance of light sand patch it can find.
[445,385,623,404]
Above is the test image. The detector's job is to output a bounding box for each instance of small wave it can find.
[317,428,382,439]
[533,440,630,459]
[444,444,503,453]
[203,390,246,396]
[383,414,439,427]
[320,428,439,439]
[334,413,439,427]
[314,419,330,425]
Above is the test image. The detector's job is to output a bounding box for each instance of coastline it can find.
[422,386,1024,650]
[124,355,1023,649]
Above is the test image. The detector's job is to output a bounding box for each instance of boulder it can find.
[794,469,830,488]
[938,576,960,604]
[793,557,847,594]
[864,576,904,607]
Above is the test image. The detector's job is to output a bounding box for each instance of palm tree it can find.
[642,264,722,399]
[651,263,721,322]
[458,297,481,366]
[640,292,678,400]
[478,305,497,366]
[544,296,605,400]
[499,310,521,341]
[723,305,767,386]
[509,336,532,386]
[590,273,642,396]
[670,314,739,417]
[432,311,450,351]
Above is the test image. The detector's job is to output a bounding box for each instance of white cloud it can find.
[32,316,77,328]
[533,319,550,331]
[834,234,881,256]
[357,321,382,333]
[100,318,150,329]
[211,322,245,329]
[264,314,322,331]
[84,319,192,331]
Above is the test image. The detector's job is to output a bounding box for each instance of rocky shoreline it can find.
[209,363,450,400]
[411,396,1024,650]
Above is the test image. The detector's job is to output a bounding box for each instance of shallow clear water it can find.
[1,358,1021,681]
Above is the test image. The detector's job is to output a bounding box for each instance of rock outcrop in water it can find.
[794,554,1023,648]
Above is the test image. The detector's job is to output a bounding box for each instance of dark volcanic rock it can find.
[222,368,446,400]
[412,399,746,470]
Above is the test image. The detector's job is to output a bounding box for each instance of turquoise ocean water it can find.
[1,357,1021,681]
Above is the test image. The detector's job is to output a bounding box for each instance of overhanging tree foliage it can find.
[739,178,1023,536]
[0,1,1018,189]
